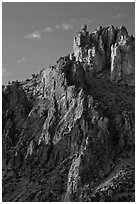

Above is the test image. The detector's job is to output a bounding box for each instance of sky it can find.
[2,2,135,84]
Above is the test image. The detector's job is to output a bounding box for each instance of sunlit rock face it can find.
[73,25,90,62]
[73,24,134,84]
[111,26,135,84]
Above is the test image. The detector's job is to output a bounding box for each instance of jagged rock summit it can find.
[2,25,135,202]
[73,24,135,84]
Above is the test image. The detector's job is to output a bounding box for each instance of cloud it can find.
[55,25,61,29]
[111,13,127,19]
[17,57,26,64]
[55,19,93,32]
[2,67,11,76]
[25,27,54,39]
[25,21,74,40]
[42,26,54,33]
[25,31,41,39]
[61,23,73,30]
[25,17,94,40]
[55,23,73,31]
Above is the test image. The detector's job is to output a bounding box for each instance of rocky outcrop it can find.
[73,25,135,84]
[2,82,31,176]
[111,27,135,84]
[2,25,135,202]
[73,25,105,73]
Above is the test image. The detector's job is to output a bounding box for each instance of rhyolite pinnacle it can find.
[73,24,134,85]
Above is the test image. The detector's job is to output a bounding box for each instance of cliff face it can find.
[73,25,135,85]
[2,25,135,202]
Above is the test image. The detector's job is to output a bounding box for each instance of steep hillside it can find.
[2,25,135,202]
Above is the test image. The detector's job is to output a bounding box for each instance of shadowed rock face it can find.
[2,25,134,202]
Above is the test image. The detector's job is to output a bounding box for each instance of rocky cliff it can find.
[73,24,135,85]
[2,25,135,202]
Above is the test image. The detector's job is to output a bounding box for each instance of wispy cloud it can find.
[25,31,41,39]
[42,26,54,33]
[55,25,60,29]
[55,19,93,31]
[25,18,93,40]
[17,57,26,64]
[56,22,73,30]
[2,67,11,76]
[111,13,127,19]
[61,23,73,30]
